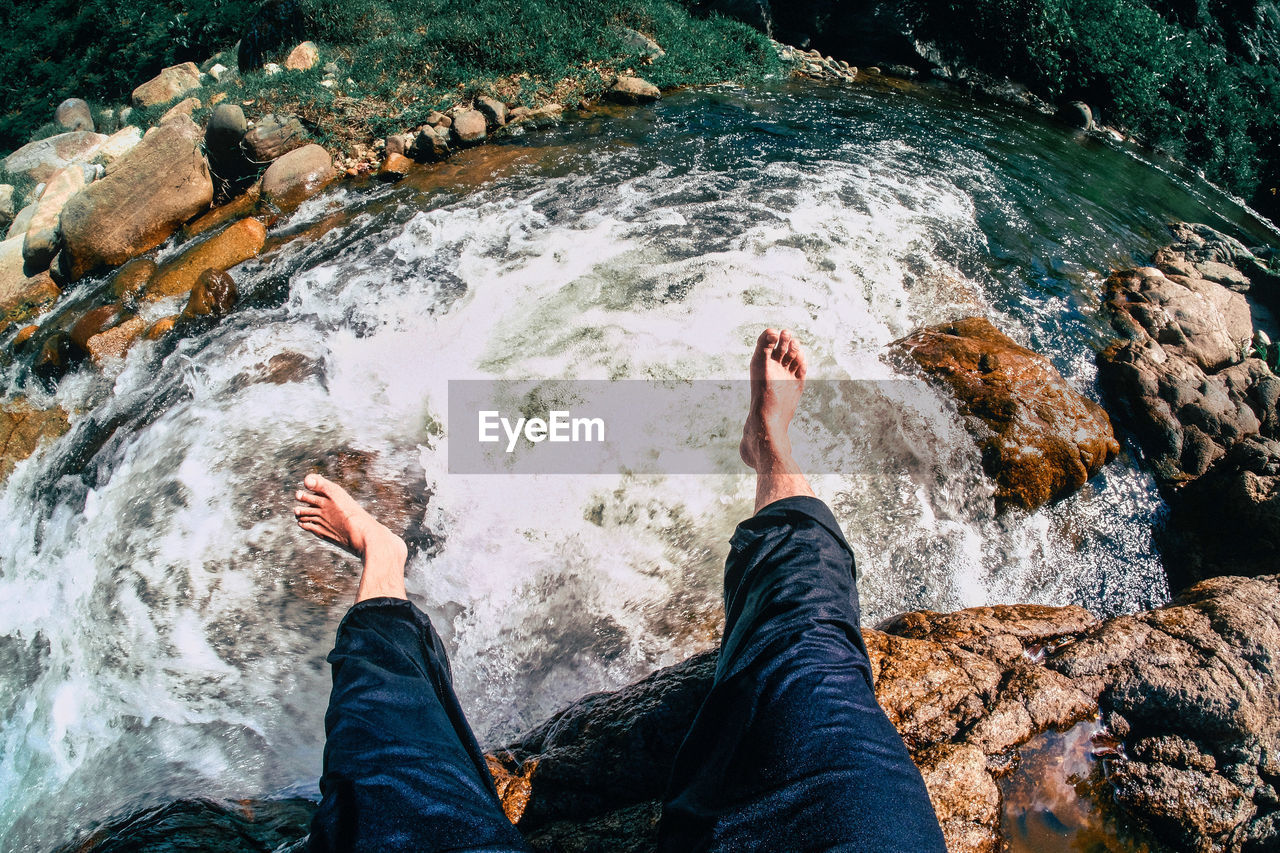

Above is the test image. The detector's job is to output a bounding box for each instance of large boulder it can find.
[2,131,108,184]
[59,116,213,282]
[260,144,333,209]
[54,98,94,132]
[1097,223,1280,586]
[891,317,1119,510]
[95,127,143,166]
[131,62,202,108]
[143,218,266,301]
[23,164,89,271]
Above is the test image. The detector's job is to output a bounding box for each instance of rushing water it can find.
[1,78,1276,851]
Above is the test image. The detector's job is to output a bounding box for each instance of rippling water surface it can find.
[1,79,1275,851]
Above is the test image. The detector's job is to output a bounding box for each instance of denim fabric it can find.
[658,496,947,852]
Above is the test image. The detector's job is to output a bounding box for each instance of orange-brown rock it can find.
[60,116,213,281]
[144,316,178,340]
[159,97,201,125]
[183,186,261,239]
[143,218,266,301]
[0,398,69,481]
[86,316,147,366]
[108,258,158,303]
[284,41,319,71]
[69,305,127,352]
[261,144,333,210]
[892,317,1118,511]
[181,269,238,318]
[13,324,38,351]
[378,152,412,181]
[131,62,201,108]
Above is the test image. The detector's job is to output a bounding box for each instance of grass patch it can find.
[0,0,780,158]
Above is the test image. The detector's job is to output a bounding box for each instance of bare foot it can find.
[294,473,408,602]
[740,328,807,471]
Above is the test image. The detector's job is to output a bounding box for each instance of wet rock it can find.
[260,144,333,209]
[0,398,70,482]
[3,131,109,183]
[891,317,1119,510]
[159,97,201,125]
[60,116,213,282]
[181,269,238,319]
[144,316,178,340]
[238,0,306,72]
[13,324,37,351]
[51,797,316,853]
[86,316,147,366]
[108,257,158,303]
[1098,224,1280,583]
[69,305,126,353]
[916,744,1001,853]
[183,186,261,240]
[144,218,266,301]
[243,114,308,163]
[54,98,94,132]
[378,152,412,181]
[450,108,487,145]
[475,95,508,128]
[877,603,1099,666]
[607,76,661,104]
[95,126,143,166]
[1060,100,1094,130]
[284,41,319,71]
[131,62,202,108]
[33,331,86,388]
[23,164,89,271]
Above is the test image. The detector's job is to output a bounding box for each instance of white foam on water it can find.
[0,91,1172,852]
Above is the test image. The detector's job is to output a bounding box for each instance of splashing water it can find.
[1,80,1275,851]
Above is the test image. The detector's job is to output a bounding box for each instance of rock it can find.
[23,164,89,271]
[95,126,143,166]
[607,76,661,105]
[263,63,282,76]
[260,144,333,209]
[0,399,70,482]
[159,97,201,125]
[6,204,36,240]
[284,41,319,71]
[33,331,85,388]
[181,268,238,319]
[0,236,44,310]
[144,316,178,340]
[205,104,254,195]
[208,63,231,83]
[69,305,127,353]
[412,126,452,162]
[378,152,412,181]
[916,744,1000,853]
[109,258,158,303]
[619,27,665,61]
[54,98,94,132]
[426,110,451,128]
[86,316,147,366]
[475,95,508,128]
[131,62,202,108]
[144,218,266,301]
[450,108,487,145]
[60,116,213,282]
[507,106,531,123]
[3,131,109,183]
[238,0,306,72]
[891,317,1119,510]
[384,133,414,157]
[13,324,37,351]
[49,797,317,853]
[1060,100,1093,130]
[0,185,14,231]
[0,262,59,332]
[243,114,307,163]
[183,186,261,239]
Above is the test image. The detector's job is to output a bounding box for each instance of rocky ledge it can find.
[61,572,1280,853]
[1098,223,1280,587]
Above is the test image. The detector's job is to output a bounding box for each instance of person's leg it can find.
[659,330,946,852]
[296,475,528,853]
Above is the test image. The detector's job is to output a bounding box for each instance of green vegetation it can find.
[0,0,779,156]
[908,0,1280,219]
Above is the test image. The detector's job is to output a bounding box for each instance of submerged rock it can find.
[0,398,70,482]
[181,269,238,319]
[891,317,1118,511]
[143,218,266,301]
[60,116,213,282]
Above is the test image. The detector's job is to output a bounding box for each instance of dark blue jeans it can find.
[307,496,945,852]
